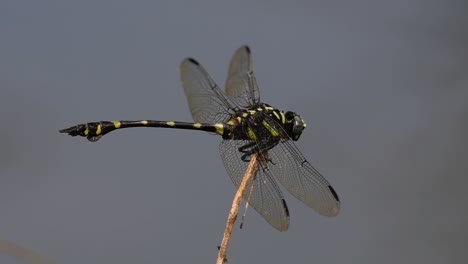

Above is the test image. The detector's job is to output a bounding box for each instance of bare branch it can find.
[216,154,259,264]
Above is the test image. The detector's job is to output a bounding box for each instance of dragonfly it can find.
[59,46,340,231]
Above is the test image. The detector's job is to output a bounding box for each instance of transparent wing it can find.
[180,58,237,124]
[268,141,340,216]
[219,139,290,231]
[261,115,341,216]
[225,46,260,108]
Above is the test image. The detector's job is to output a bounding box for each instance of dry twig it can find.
[216,154,259,264]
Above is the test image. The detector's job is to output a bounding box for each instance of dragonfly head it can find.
[285,111,306,141]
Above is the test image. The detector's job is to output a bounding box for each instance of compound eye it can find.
[293,122,304,134]
[291,116,305,140]
[285,111,295,121]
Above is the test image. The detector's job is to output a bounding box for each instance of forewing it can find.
[180,58,236,124]
[254,113,340,217]
[268,138,340,217]
[225,46,260,107]
[219,139,289,231]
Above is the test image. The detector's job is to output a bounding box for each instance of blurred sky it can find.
[1,0,467,263]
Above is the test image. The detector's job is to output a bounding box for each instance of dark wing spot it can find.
[244,45,251,54]
[187,58,200,65]
[282,199,290,217]
[328,185,340,202]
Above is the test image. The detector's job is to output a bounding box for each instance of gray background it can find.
[1,0,467,263]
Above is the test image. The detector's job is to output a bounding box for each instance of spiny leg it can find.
[238,140,279,162]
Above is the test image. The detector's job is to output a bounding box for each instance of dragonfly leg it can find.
[238,140,279,162]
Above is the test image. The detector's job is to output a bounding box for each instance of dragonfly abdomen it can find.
[59,120,226,142]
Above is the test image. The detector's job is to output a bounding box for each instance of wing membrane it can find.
[225,46,260,107]
[219,139,289,231]
[268,140,340,216]
[260,115,341,216]
[180,58,236,124]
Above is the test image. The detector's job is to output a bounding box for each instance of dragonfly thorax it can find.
[222,103,306,142]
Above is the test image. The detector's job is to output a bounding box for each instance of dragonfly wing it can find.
[267,138,340,217]
[219,139,290,231]
[180,58,236,124]
[255,114,341,217]
[225,46,260,108]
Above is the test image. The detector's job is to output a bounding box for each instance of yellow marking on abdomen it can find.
[113,121,121,128]
[237,117,242,122]
[248,110,257,115]
[166,121,175,126]
[95,124,102,135]
[141,120,148,125]
[84,129,89,136]
[262,120,280,137]
[214,123,224,135]
[193,123,202,128]
[242,113,248,118]
[227,120,235,126]
[265,106,274,110]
